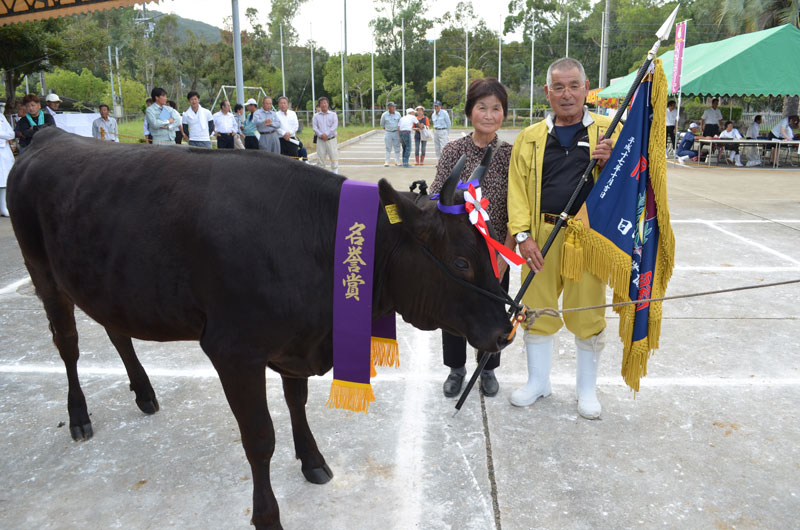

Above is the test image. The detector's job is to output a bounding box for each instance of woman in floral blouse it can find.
[430,77,516,399]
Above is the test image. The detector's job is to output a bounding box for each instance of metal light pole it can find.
[371,40,375,127]
[340,21,346,127]
[498,34,502,83]
[401,18,406,111]
[433,38,437,103]
[231,0,244,105]
[280,24,286,96]
[310,25,316,109]
[107,46,117,114]
[566,13,570,57]
[343,0,349,118]
[601,0,610,88]
[465,29,469,126]
[115,46,124,116]
[529,24,535,125]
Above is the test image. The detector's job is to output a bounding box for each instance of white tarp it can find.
[53,113,99,137]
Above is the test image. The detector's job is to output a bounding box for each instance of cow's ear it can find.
[378,179,440,242]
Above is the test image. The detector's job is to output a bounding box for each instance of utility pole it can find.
[371,39,375,128]
[566,13,570,57]
[601,0,610,88]
[433,38,437,103]
[107,46,117,114]
[343,0,349,119]
[401,18,406,111]
[465,29,469,126]
[340,21,346,127]
[529,26,535,125]
[280,24,286,96]
[115,46,124,117]
[231,0,244,105]
[310,25,316,110]
[498,34,502,83]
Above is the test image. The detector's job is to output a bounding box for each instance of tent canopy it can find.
[1,0,158,26]
[599,24,800,99]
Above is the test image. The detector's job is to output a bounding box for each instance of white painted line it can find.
[674,265,800,272]
[3,364,799,388]
[0,276,31,295]
[701,220,800,266]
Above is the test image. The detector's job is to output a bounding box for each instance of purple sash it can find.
[327,180,397,413]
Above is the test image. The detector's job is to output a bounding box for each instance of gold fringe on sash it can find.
[326,380,376,413]
[561,59,675,393]
[371,336,400,369]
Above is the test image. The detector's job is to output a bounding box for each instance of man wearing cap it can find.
[431,100,451,161]
[242,99,260,149]
[312,96,339,173]
[676,122,701,163]
[44,93,61,127]
[182,91,214,148]
[213,100,238,149]
[380,102,402,167]
[253,96,281,153]
[397,108,418,167]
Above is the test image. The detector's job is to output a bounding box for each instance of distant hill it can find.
[149,10,222,43]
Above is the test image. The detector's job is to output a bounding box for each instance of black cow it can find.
[7,128,513,529]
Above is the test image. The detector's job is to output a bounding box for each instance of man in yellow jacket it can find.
[507,58,620,419]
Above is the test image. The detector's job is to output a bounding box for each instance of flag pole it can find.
[454,5,680,416]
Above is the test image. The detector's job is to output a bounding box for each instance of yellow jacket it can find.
[507,108,621,242]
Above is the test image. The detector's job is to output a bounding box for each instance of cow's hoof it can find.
[136,397,160,414]
[302,464,333,484]
[70,422,93,441]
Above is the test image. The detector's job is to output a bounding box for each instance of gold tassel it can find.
[561,229,584,282]
[326,380,376,413]
[371,337,400,368]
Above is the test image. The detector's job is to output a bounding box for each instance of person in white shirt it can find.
[213,100,238,149]
[92,104,119,142]
[181,91,214,148]
[745,115,762,139]
[312,96,339,173]
[397,108,419,167]
[0,113,15,216]
[666,100,678,151]
[275,96,300,158]
[769,114,799,141]
[431,100,452,160]
[743,115,763,167]
[700,98,723,137]
[718,120,744,166]
[44,93,61,128]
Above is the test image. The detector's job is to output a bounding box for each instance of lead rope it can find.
[522,278,800,323]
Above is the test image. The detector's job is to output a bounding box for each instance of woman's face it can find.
[726,123,734,131]
[470,95,504,136]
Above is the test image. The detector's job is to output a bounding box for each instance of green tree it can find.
[323,53,388,122]
[426,65,484,116]
[0,19,71,119]
[44,67,108,109]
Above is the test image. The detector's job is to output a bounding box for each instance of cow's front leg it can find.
[215,362,282,530]
[281,376,333,484]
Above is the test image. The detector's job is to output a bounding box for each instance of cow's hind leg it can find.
[105,330,159,414]
[281,375,333,484]
[28,268,92,441]
[214,361,282,530]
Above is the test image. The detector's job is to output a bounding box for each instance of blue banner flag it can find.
[561,60,675,392]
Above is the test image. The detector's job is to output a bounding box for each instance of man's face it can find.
[263,98,273,111]
[246,104,257,114]
[388,105,396,114]
[156,93,168,106]
[28,101,41,115]
[221,101,230,113]
[434,105,441,113]
[711,100,718,109]
[320,99,329,113]
[189,95,200,111]
[545,67,588,124]
[278,98,289,112]
[100,106,109,120]
[47,100,60,111]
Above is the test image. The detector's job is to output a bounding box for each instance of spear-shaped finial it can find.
[656,5,681,41]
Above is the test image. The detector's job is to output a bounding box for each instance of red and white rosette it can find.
[463,183,526,278]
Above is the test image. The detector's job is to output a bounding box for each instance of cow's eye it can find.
[453,258,470,271]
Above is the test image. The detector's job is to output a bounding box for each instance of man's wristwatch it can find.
[515,231,530,243]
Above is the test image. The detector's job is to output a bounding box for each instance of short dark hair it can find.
[724,120,733,127]
[151,87,166,100]
[464,77,508,118]
[711,98,719,104]
[789,114,800,124]
[167,100,177,109]
[145,98,153,105]
[234,103,243,112]
[22,93,40,105]
[187,91,200,101]
[220,100,230,111]
[318,96,330,105]
[668,100,676,108]
[754,115,762,122]
[98,104,110,111]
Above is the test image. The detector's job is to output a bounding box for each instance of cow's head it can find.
[377,159,514,353]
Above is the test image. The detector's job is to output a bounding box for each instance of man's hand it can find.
[518,238,544,273]
[591,138,613,169]
[283,132,291,140]
[167,118,174,124]
[321,133,328,141]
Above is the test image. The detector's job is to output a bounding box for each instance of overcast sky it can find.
[147,0,524,53]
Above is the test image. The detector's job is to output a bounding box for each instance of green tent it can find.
[598,24,800,98]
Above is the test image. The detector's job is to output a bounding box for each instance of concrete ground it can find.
[1,130,799,529]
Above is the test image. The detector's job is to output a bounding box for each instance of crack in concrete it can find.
[481,392,502,530]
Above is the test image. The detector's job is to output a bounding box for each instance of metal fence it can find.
[741,111,784,134]
[294,108,549,129]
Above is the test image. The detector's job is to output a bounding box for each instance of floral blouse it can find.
[430,133,512,242]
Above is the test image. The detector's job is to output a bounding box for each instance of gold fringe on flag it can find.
[326,380,376,413]
[562,59,675,392]
[371,336,400,368]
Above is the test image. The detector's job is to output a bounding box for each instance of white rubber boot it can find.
[509,333,554,407]
[575,332,604,419]
[735,154,743,167]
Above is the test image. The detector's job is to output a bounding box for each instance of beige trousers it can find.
[316,137,339,171]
